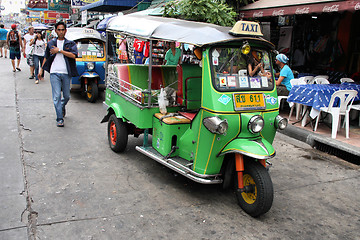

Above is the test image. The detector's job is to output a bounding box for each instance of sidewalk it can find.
[279,109,360,162]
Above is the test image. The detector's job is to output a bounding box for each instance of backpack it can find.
[9,30,19,46]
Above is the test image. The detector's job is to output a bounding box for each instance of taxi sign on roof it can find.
[229,21,263,37]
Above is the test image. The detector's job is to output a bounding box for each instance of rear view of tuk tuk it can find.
[102,15,287,217]
[66,28,106,102]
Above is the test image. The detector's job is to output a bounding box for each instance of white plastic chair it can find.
[349,104,360,126]
[340,78,354,83]
[288,78,307,120]
[278,96,288,110]
[303,76,315,84]
[313,90,358,139]
[309,75,329,84]
[315,78,330,84]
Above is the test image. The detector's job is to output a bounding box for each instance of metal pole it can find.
[147,39,153,107]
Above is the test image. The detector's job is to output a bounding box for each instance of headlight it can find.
[87,62,95,71]
[275,115,288,130]
[203,117,228,135]
[248,115,264,133]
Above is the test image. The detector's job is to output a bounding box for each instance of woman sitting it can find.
[248,51,265,77]
[275,54,294,96]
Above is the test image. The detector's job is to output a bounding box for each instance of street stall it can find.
[239,0,360,83]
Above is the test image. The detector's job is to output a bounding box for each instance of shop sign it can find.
[44,10,69,20]
[48,0,70,12]
[29,11,41,18]
[240,0,360,19]
[322,4,339,13]
[28,0,48,10]
[272,9,285,16]
[295,7,310,15]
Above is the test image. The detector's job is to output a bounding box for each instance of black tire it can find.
[86,82,98,103]
[108,114,128,153]
[236,160,273,217]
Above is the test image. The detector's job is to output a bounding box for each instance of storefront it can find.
[239,0,360,82]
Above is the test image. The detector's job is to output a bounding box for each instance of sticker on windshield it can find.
[261,76,268,87]
[218,94,231,105]
[227,76,236,88]
[219,76,226,87]
[239,76,249,88]
[250,77,261,88]
[212,49,219,65]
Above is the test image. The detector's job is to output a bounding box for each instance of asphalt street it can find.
[0,58,359,240]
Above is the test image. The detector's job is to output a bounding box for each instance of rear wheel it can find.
[108,114,128,152]
[236,160,273,217]
[86,82,98,103]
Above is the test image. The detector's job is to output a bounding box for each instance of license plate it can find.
[82,55,97,61]
[233,93,266,111]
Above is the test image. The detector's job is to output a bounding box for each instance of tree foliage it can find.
[163,0,237,27]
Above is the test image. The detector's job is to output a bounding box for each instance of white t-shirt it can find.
[24,33,35,55]
[33,39,46,57]
[50,40,67,74]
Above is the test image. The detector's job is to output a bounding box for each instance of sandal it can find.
[13,69,16,72]
[16,67,21,71]
[56,120,64,127]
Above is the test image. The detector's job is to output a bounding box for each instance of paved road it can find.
[1,58,359,240]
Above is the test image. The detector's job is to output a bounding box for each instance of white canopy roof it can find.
[107,15,272,47]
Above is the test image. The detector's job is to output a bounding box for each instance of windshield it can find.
[211,46,274,92]
[77,40,105,58]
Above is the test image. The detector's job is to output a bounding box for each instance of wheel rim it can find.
[241,174,257,204]
[87,84,92,99]
[109,121,117,145]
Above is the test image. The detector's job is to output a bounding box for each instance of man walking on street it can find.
[23,26,35,79]
[39,21,78,127]
[0,24,8,58]
[7,24,23,72]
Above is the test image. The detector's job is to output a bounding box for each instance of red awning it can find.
[239,0,360,18]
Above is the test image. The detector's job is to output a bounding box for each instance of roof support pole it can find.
[147,40,153,108]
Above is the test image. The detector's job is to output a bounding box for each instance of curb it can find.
[278,124,360,157]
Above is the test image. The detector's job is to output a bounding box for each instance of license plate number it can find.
[233,93,266,111]
[82,55,97,61]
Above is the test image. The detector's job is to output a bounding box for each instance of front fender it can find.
[80,72,100,78]
[218,138,275,160]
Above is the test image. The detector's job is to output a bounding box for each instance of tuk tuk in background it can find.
[65,28,106,102]
[102,15,287,217]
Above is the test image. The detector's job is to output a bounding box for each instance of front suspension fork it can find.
[235,153,266,191]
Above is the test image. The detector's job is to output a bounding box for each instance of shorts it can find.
[9,47,21,60]
[27,54,34,66]
[0,40,7,48]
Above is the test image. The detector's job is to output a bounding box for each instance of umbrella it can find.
[32,23,51,30]
[97,16,115,30]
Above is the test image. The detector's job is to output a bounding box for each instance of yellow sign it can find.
[229,21,263,37]
[233,93,266,111]
[82,55,97,61]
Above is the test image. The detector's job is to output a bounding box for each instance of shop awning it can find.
[80,0,138,12]
[239,0,360,18]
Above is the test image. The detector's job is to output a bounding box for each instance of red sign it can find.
[47,11,69,19]
[240,0,360,19]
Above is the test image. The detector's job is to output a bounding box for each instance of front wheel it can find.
[236,160,273,217]
[108,114,128,152]
[86,82,98,103]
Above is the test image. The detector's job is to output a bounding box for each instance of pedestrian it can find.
[30,30,46,84]
[6,24,23,72]
[164,41,181,65]
[0,24,8,58]
[23,26,35,79]
[38,21,78,127]
[275,53,294,96]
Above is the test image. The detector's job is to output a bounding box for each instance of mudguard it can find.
[81,72,99,78]
[218,137,275,159]
[101,102,125,123]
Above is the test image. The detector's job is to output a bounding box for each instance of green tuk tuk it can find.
[102,15,287,217]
